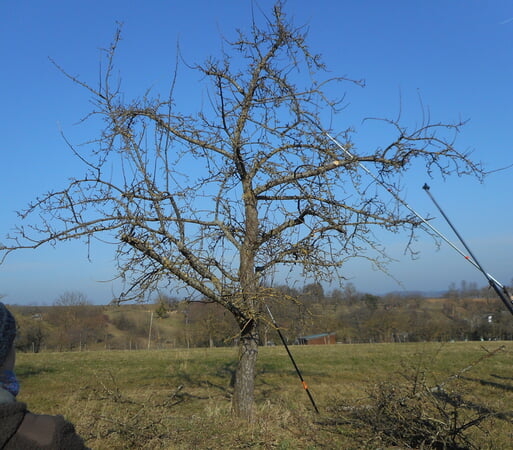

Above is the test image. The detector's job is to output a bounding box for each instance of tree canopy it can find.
[0,3,482,419]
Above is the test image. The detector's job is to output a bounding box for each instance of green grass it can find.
[14,342,513,449]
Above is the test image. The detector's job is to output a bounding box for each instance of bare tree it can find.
[1,4,482,419]
[46,291,106,350]
[54,291,90,307]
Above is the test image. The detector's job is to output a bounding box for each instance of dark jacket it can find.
[0,400,88,449]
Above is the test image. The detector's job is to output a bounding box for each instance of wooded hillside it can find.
[7,281,513,353]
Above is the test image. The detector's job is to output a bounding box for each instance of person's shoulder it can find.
[17,412,59,446]
[0,387,17,404]
[17,410,88,449]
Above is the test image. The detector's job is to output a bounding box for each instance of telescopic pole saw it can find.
[310,120,513,316]
[310,122,484,263]
[265,305,320,414]
[422,184,513,316]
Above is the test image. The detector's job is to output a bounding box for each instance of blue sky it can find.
[1,1,513,305]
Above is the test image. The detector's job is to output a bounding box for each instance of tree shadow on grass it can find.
[165,361,235,399]
[433,384,513,422]
[215,360,237,388]
[460,375,513,392]
[15,364,56,378]
[490,373,513,382]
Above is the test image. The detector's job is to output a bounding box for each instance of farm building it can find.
[296,332,336,345]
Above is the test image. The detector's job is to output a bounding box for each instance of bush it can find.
[326,346,507,449]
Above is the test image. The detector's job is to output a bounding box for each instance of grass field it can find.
[14,341,513,449]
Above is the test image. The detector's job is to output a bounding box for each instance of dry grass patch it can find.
[14,342,513,449]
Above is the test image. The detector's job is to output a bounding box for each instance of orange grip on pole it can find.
[302,381,308,390]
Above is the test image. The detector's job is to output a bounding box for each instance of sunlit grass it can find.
[14,341,513,449]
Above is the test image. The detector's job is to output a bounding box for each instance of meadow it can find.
[15,341,513,449]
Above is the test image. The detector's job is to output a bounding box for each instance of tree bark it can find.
[232,319,259,420]
[230,156,261,419]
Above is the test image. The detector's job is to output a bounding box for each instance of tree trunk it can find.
[233,174,260,420]
[232,319,259,420]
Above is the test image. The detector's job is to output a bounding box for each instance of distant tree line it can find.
[7,279,513,353]
[262,281,513,344]
[11,292,109,352]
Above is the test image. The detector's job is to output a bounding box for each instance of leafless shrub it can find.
[327,346,507,449]
[77,371,186,449]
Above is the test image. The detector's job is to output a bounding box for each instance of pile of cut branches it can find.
[327,346,508,449]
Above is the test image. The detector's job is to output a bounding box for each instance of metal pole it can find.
[311,121,508,283]
[147,310,154,350]
[266,305,320,414]
[311,120,513,315]
[422,184,513,315]
[311,123,479,265]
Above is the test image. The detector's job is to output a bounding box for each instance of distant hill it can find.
[6,284,513,353]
